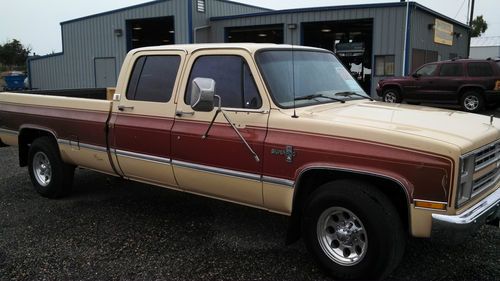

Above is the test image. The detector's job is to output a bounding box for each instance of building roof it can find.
[471,36,500,47]
[60,0,271,25]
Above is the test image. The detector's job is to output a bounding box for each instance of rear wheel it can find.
[382,88,402,103]
[302,180,406,280]
[460,90,484,113]
[28,137,74,198]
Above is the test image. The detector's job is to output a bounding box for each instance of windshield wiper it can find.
[294,94,345,103]
[334,91,373,101]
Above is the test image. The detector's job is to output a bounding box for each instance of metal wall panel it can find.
[192,0,270,43]
[30,0,187,90]
[210,6,408,95]
[409,7,469,69]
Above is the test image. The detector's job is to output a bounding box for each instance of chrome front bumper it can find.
[431,188,500,244]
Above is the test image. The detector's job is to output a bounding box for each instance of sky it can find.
[0,0,498,55]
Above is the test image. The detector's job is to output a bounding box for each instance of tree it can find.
[0,39,31,70]
[471,15,488,37]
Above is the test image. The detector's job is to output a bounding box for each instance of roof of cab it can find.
[130,43,325,54]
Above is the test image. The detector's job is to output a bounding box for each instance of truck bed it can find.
[0,92,114,172]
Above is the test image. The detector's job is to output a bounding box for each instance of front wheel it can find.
[302,180,406,280]
[28,137,74,198]
[382,88,402,103]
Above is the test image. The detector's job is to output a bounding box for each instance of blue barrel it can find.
[4,75,27,90]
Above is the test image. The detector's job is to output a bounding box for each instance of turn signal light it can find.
[415,201,447,210]
[494,80,500,91]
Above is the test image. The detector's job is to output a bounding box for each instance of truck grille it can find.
[472,141,500,196]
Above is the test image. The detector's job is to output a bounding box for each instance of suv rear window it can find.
[467,62,493,77]
[439,63,463,76]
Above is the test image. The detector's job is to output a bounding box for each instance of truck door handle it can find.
[118,105,134,111]
[175,110,195,117]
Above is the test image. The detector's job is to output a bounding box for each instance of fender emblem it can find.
[271,146,296,163]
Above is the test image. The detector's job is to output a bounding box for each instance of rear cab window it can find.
[126,55,181,102]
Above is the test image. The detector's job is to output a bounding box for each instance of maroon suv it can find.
[376,58,500,112]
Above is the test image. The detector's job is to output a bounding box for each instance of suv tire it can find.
[382,88,402,103]
[460,90,484,113]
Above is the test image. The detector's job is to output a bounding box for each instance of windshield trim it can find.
[255,48,354,109]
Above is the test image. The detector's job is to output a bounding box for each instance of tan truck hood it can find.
[298,101,500,154]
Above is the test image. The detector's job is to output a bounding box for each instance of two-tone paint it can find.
[1,44,499,239]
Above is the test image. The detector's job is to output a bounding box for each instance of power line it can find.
[454,0,467,19]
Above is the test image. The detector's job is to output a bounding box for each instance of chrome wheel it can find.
[317,207,368,266]
[383,91,398,103]
[33,151,52,187]
[463,95,479,111]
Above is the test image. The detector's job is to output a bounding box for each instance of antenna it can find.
[288,24,299,118]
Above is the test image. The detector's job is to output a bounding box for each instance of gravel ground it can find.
[0,146,499,281]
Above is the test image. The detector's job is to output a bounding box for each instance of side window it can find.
[185,55,262,109]
[439,63,463,77]
[126,55,181,102]
[468,62,493,77]
[415,64,437,76]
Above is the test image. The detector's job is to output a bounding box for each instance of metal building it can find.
[470,36,500,59]
[28,0,269,90]
[29,1,469,96]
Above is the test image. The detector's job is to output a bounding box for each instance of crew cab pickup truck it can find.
[0,44,499,280]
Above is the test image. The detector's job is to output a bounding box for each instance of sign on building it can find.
[434,18,453,46]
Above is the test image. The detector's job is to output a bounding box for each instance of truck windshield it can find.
[256,50,367,108]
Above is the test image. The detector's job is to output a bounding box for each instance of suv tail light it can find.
[495,80,500,91]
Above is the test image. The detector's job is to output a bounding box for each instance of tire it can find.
[460,90,484,113]
[382,88,402,103]
[301,180,406,280]
[28,137,74,198]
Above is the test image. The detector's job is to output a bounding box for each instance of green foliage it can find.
[0,39,31,71]
[471,15,488,37]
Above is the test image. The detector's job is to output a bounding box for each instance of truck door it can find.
[109,50,185,188]
[171,50,270,207]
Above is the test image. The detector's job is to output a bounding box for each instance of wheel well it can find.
[459,86,484,99]
[18,129,57,167]
[382,85,401,94]
[286,169,410,244]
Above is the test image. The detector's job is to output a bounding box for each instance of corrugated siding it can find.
[30,0,187,90]
[210,6,407,95]
[410,8,469,65]
[192,0,270,43]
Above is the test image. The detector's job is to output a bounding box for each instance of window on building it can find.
[439,63,463,76]
[185,56,262,109]
[415,64,438,76]
[411,49,438,72]
[467,62,493,77]
[375,55,395,76]
[197,0,206,13]
[126,55,181,102]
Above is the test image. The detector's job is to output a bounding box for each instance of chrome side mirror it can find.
[190,78,216,112]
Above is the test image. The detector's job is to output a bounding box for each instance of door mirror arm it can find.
[190,78,260,163]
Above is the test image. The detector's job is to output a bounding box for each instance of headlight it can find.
[456,155,475,207]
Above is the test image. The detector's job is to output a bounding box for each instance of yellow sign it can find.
[434,19,454,46]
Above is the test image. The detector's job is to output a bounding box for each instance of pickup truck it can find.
[0,44,499,280]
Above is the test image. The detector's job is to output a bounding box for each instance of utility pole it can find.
[466,0,475,58]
